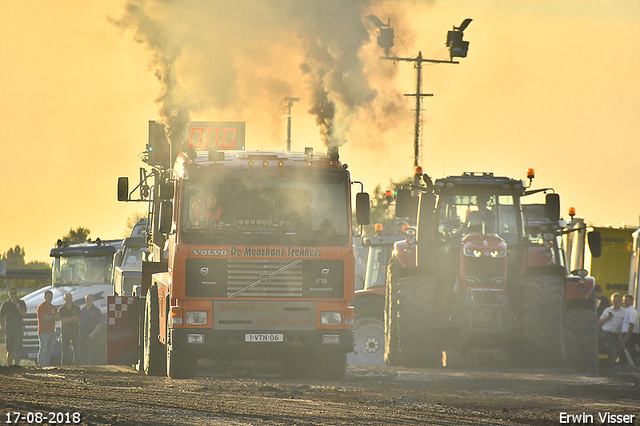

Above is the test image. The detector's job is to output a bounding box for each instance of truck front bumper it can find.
[170,329,354,360]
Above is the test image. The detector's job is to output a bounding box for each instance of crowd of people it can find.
[0,290,104,367]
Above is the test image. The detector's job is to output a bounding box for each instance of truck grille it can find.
[227,260,303,298]
[185,258,344,299]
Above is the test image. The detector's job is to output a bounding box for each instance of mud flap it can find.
[107,295,143,365]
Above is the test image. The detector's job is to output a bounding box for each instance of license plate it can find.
[245,333,283,342]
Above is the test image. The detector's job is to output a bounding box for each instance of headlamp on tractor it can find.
[321,312,342,326]
[185,311,207,325]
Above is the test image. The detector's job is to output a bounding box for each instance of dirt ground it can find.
[1,361,639,426]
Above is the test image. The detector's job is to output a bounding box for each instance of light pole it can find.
[284,97,299,151]
[369,17,472,173]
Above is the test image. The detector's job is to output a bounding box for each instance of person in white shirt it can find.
[621,294,639,365]
[598,293,626,366]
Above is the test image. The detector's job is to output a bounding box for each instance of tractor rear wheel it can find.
[384,258,401,366]
[397,275,442,368]
[519,273,564,367]
[564,307,598,369]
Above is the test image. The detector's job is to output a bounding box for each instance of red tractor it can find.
[385,171,599,368]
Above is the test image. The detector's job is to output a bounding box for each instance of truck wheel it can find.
[519,274,564,367]
[166,318,197,379]
[143,285,165,376]
[397,275,442,368]
[348,318,385,367]
[384,258,401,366]
[316,351,347,381]
[564,307,598,370]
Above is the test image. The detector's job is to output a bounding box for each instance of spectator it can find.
[37,290,60,366]
[58,292,80,365]
[620,294,639,365]
[598,292,626,366]
[78,293,103,365]
[0,288,27,366]
[595,285,610,319]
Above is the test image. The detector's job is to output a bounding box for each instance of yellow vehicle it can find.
[567,222,636,301]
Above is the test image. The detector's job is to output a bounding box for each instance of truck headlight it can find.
[185,310,207,325]
[321,311,342,326]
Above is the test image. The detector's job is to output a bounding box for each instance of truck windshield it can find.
[438,193,521,245]
[52,255,113,285]
[121,247,146,268]
[180,168,349,245]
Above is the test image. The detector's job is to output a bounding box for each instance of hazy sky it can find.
[2,1,639,263]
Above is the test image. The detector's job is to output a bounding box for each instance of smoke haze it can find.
[111,0,412,150]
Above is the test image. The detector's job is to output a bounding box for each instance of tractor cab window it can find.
[438,193,520,245]
[364,245,391,290]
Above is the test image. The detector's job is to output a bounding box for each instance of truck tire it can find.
[384,258,401,366]
[143,285,165,376]
[397,275,442,368]
[166,317,197,379]
[519,274,564,367]
[347,318,385,367]
[563,307,598,370]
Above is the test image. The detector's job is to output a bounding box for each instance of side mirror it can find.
[117,177,129,202]
[544,193,560,222]
[355,192,370,225]
[159,182,174,200]
[396,189,417,220]
[403,227,417,238]
[588,230,602,258]
[158,200,173,234]
[571,269,589,278]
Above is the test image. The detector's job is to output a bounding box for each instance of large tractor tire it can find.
[519,273,564,368]
[563,307,598,370]
[348,318,385,367]
[384,258,401,366]
[143,285,166,376]
[397,275,442,368]
[166,317,197,379]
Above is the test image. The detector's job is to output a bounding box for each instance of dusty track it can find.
[1,364,639,425]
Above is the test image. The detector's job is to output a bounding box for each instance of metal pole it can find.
[414,52,423,169]
[284,97,299,151]
[287,115,292,151]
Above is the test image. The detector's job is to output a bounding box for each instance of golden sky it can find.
[2,1,639,263]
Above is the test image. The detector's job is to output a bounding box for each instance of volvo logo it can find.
[321,268,330,277]
[200,267,209,276]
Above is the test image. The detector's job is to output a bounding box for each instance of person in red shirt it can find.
[37,290,60,366]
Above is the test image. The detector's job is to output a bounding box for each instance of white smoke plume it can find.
[111,0,415,151]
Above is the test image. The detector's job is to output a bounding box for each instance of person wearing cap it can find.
[0,288,27,366]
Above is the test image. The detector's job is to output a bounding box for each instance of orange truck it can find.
[111,121,370,379]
